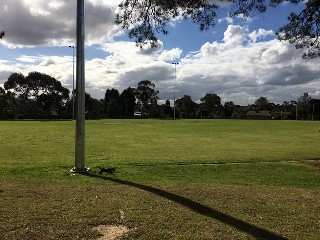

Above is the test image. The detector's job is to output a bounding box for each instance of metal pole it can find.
[71,0,89,173]
[69,45,75,120]
[172,62,179,119]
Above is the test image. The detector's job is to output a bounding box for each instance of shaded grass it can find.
[114,161,320,188]
[0,119,320,239]
[1,181,319,239]
[1,157,320,189]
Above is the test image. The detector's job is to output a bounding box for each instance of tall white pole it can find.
[71,0,89,173]
[172,62,179,119]
[69,45,75,120]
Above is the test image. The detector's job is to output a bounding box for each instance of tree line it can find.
[1,72,319,120]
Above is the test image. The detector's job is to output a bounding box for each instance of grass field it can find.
[0,119,319,239]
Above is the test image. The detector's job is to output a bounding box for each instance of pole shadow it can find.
[84,173,287,240]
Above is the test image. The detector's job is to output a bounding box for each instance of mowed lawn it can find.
[0,119,320,239]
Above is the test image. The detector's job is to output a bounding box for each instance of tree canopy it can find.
[255,97,272,111]
[200,93,222,117]
[176,95,197,118]
[104,88,120,117]
[3,72,70,118]
[0,31,4,39]
[297,92,312,119]
[273,0,320,58]
[4,72,69,101]
[116,0,217,47]
[116,0,320,57]
[134,80,159,115]
[120,87,136,117]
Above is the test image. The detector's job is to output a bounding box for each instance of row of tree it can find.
[1,72,70,119]
[1,72,319,120]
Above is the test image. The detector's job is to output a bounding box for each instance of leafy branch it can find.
[116,0,320,58]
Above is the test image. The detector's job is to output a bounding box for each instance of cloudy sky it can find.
[1,0,319,106]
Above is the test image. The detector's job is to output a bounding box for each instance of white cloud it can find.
[139,41,164,55]
[1,1,320,106]
[200,42,220,57]
[223,25,247,48]
[158,48,182,61]
[218,16,234,24]
[176,31,320,104]
[249,29,274,42]
[0,0,121,48]
[0,54,74,90]
[199,24,247,57]
[3,29,319,105]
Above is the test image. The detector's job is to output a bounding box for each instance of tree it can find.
[254,97,272,111]
[30,72,70,115]
[4,72,69,118]
[0,87,9,118]
[119,87,136,117]
[116,0,217,47]
[200,93,222,118]
[310,98,320,120]
[224,101,237,119]
[273,0,320,58]
[4,73,29,99]
[150,99,172,118]
[4,72,37,118]
[0,31,4,39]
[104,88,121,117]
[280,101,298,120]
[175,95,197,118]
[164,100,172,117]
[134,80,159,116]
[116,1,319,57]
[297,92,311,119]
[85,93,104,119]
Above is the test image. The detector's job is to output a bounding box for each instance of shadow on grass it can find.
[84,173,287,240]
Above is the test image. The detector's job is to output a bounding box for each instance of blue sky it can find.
[1,0,319,105]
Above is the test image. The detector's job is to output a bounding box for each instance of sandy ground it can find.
[92,225,130,240]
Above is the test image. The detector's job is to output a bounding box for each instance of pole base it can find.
[70,167,90,174]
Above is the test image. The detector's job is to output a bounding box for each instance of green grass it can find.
[86,119,320,164]
[0,119,320,239]
[1,119,320,164]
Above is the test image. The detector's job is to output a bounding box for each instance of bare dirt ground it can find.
[92,225,130,240]
[302,160,320,169]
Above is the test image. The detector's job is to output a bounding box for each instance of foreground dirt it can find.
[92,225,130,240]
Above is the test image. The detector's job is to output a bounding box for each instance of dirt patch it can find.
[301,160,320,169]
[92,225,130,240]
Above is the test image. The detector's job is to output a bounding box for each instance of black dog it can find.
[98,166,116,175]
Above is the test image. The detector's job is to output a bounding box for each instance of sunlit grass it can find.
[1,119,319,183]
[0,119,320,239]
[1,119,320,166]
